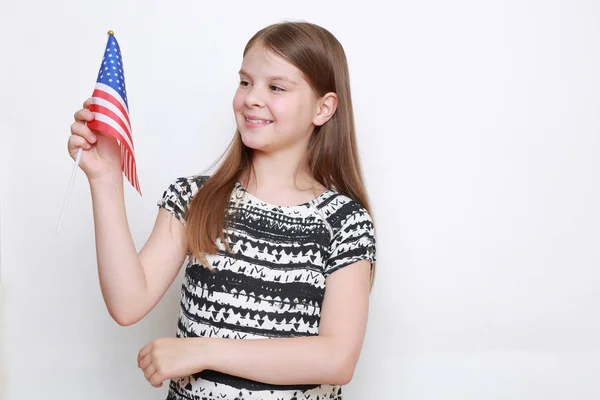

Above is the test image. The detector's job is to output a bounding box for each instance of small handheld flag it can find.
[57,30,140,234]
[87,30,141,194]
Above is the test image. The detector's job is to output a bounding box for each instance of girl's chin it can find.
[239,133,270,151]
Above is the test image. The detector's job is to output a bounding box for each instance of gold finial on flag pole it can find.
[107,30,114,36]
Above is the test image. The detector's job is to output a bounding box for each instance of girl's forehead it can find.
[241,45,302,79]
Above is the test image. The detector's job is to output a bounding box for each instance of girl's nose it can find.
[244,86,265,108]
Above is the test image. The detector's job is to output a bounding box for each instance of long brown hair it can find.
[186,21,377,287]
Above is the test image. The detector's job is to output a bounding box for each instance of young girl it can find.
[68,21,377,400]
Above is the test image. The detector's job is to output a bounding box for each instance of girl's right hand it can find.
[68,98,122,182]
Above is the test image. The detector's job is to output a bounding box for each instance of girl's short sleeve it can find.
[157,176,208,225]
[324,208,377,278]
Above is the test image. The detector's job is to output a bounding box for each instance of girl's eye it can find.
[239,80,250,87]
[270,86,285,92]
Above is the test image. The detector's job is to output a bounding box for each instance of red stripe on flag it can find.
[126,152,141,194]
[91,88,132,128]
[87,120,141,195]
[89,103,133,145]
[87,120,136,160]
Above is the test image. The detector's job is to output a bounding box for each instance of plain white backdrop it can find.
[1,1,599,399]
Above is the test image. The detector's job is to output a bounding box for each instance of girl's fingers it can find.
[149,368,164,388]
[143,362,156,381]
[70,122,97,144]
[138,342,152,365]
[73,108,95,124]
[68,134,91,153]
[138,353,152,370]
[83,98,91,109]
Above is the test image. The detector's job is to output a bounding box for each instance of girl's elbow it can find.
[113,314,138,326]
[108,308,143,326]
[104,296,150,326]
[331,364,355,385]
[330,354,358,385]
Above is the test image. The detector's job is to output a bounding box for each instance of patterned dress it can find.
[157,175,377,400]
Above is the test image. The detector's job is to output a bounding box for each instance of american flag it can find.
[87,31,141,195]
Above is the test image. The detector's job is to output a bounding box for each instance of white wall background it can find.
[1,0,599,399]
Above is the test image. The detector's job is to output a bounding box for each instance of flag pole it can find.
[56,30,115,234]
[56,147,83,234]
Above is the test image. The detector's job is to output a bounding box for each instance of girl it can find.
[68,21,377,400]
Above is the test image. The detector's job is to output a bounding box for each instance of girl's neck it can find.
[242,150,323,193]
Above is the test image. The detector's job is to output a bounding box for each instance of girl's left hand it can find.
[137,337,206,388]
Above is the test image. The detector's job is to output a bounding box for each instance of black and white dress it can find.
[158,175,377,400]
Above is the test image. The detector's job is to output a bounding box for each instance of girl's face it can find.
[232,44,321,154]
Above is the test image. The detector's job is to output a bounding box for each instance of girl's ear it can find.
[313,92,338,126]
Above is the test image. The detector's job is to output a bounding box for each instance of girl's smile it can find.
[244,114,273,128]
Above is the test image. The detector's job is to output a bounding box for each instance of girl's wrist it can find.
[195,337,216,372]
[88,170,123,191]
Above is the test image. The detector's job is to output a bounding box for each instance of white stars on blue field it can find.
[96,37,128,108]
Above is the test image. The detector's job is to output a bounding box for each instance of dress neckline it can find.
[235,180,332,209]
